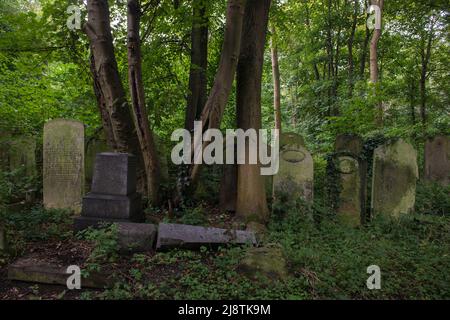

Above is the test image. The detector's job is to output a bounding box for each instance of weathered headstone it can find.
[74,153,144,231]
[43,119,84,213]
[371,139,419,218]
[273,133,314,202]
[332,134,367,227]
[424,135,450,186]
[85,132,109,191]
[9,137,37,177]
[156,223,257,250]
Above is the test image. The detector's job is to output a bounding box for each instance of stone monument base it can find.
[81,192,142,220]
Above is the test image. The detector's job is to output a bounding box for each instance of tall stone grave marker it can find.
[9,137,37,177]
[332,134,367,227]
[424,135,450,186]
[273,133,314,203]
[43,119,84,213]
[74,153,144,231]
[371,139,419,218]
[85,132,109,191]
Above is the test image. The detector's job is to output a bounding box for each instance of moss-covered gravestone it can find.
[43,119,85,213]
[424,135,450,186]
[273,133,313,203]
[332,135,367,227]
[371,139,418,218]
[9,137,37,177]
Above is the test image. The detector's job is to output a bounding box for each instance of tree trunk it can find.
[359,0,370,78]
[369,0,384,126]
[270,25,282,132]
[235,0,271,224]
[89,53,117,149]
[189,0,246,183]
[84,0,147,195]
[127,0,162,205]
[420,18,434,127]
[185,0,209,132]
[347,0,358,97]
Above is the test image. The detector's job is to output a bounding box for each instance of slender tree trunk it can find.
[359,0,370,78]
[304,1,320,81]
[185,0,209,132]
[235,0,271,224]
[189,0,246,183]
[347,0,358,97]
[420,19,434,127]
[369,0,384,126]
[270,25,282,132]
[127,0,162,205]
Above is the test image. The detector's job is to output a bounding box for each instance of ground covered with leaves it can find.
[1,201,449,300]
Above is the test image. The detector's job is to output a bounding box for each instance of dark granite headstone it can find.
[156,223,257,250]
[91,153,137,195]
[74,153,143,231]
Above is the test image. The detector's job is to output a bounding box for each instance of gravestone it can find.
[156,223,257,250]
[74,153,144,231]
[85,132,109,191]
[9,137,37,177]
[424,135,450,186]
[371,139,419,218]
[43,120,84,213]
[333,134,367,227]
[273,133,314,203]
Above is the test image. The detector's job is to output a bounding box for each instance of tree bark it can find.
[270,25,282,132]
[89,53,117,149]
[127,0,162,205]
[235,0,271,224]
[185,0,209,132]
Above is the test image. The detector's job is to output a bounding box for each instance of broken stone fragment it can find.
[237,244,288,281]
[117,222,157,253]
[156,223,257,250]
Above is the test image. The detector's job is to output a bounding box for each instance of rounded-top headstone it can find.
[43,119,85,213]
[273,132,313,203]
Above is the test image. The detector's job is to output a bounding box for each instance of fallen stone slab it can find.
[156,223,257,250]
[8,257,113,289]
